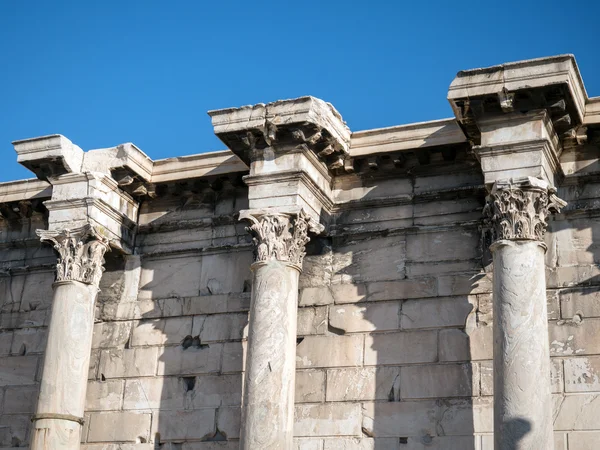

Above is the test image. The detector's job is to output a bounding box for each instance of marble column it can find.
[239,209,322,450]
[483,177,565,450]
[30,225,109,450]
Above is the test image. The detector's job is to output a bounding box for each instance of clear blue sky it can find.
[1,0,599,182]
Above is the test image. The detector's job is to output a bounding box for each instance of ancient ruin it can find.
[1,54,599,449]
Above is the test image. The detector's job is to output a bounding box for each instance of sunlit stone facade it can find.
[1,55,599,450]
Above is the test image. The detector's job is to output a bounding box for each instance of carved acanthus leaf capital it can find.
[483,177,566,244]
[37,224,110,287]
[240,209,324,269]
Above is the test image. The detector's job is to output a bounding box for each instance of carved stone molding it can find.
[240,209,324,269]
[37,224,110,287]
[483,177,566,244]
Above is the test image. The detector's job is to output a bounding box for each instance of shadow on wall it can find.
[96,183,251,449]
[294,157,492,449]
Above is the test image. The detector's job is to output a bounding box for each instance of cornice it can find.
[349,118,466,157]
[0,179,52,204]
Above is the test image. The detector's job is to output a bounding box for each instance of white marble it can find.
[240,260,300,450]
[30,281,100,450]
[491,240,554,450]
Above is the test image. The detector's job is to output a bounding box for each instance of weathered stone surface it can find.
[295,370,325,403]
[438,326,493,362]
[364,331,437,365]
[400,364,476,399]
[437,398,493,435]
[138,256,202,299]
[5,64,600,448]
[92,321,132,349]
[131,317,192,346]
[87,412,151,442]
[98,347,158,378]
[157,344,222,375]
[554,394,600,430]
[0,414,29,447]
[480,359,563,395]
[333,236,406,283]
[492,240,554,449]
[295,403,361,437]
[361,401,437,437]
[85,380,124,411]
[326,367,400,401]
[123,374,241,410]
[564,356,600,392]
[216,406,241,440]
[151,409,215,441]
[567,432,600,449]
[221,341,245,373]
[299,287,334,306]
[297,307,328,335]
[366,279,437,302]
[296,335,363,368]
[3,385,38,413]
[0,355,37,385]
[560,287,600,319]
[199,252,252,295]
[191,313,247,342]
[401,296,473,329]
[550,319,600,356]
[406,229,480,263]
[0,332,12,356]
[437,272,492,297]
[329,303,399,333]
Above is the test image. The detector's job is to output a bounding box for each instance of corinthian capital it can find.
[37,225,110,287]
[483,177,566,244]
[240,208,324,269]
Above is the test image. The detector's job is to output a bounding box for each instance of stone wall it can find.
[3,161,600,449]
[0,212,54,448]
[2,54,600,450]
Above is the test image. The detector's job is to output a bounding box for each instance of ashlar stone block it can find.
[87,412,151,442]
[296,335,363,368]
[131,317,192,347]
[297,306,328,335]
[295,370,325,403]
[361,401,437,438]
[564,356,600,392]
[401,296,474,329]
[85,380,124,411]
[329,303,399,333]
[400,363,476,399]
[157,344,222,375]
[0,355,37,386]
[364,331,437,365]
[326,366,400,402]
[98,347,158,378]
[152,409,216,441]
[294,403,361,437]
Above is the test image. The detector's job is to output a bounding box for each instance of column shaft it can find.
[241,261,300,450]
[31,224,109,450]
[492,240,553,450]
[483,178,565,450]
[30,281,99,449]
[239,208,322,450]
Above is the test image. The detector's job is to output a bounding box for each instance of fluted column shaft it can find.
[484,178,565,450]
[30,225,109,450]
[239,209,322,450]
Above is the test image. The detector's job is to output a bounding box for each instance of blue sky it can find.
[1,0,598,182]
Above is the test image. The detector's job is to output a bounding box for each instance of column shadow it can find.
[96,176,250,449]
[301,149,487,449]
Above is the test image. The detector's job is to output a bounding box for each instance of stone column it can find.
[483,177,565,450]
[239,208,322,450]
[30,225,109,450]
